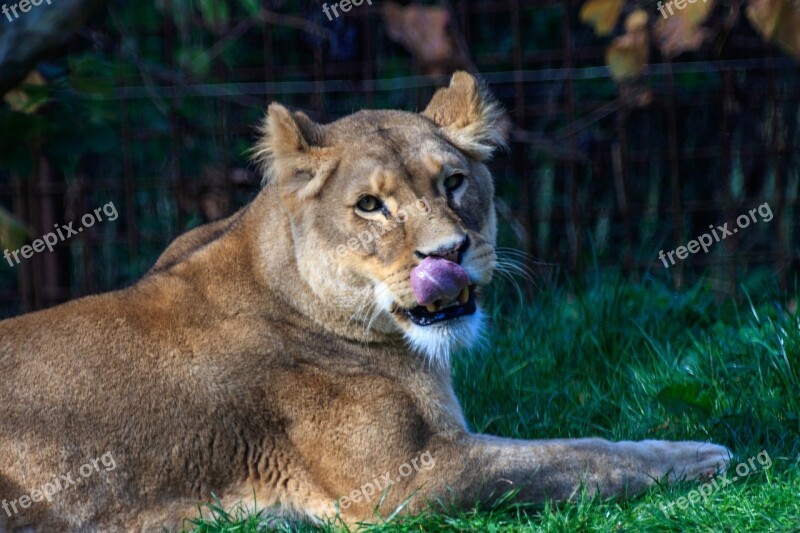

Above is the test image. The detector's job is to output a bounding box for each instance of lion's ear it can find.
[252,103,337,198]
[422,71,510,161]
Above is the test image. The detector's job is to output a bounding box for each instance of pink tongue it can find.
[410,257,470,306]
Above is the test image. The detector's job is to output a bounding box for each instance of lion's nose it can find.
[414,235,470,263]
[410,257,470,307]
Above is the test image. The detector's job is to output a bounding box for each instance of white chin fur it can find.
[402,307,485,369]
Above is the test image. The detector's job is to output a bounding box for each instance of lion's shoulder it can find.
[148,206,248,274]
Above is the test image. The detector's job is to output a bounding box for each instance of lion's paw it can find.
[630,440,732,483]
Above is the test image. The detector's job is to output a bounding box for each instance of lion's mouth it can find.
[400,286,477,327]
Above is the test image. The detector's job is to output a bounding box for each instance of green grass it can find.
[186,272,800,532]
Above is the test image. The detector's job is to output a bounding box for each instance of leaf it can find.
[579,0,625,37]
[747,0,800,60]
[0,206,30,254]
[239,0,260,17]
[654,0,716,58]
[606,10,649,82]
[3,71,48,114]
[178,45,211,78]
[657,383,714,418]
[69,55,118,97]
[199,0,230,31]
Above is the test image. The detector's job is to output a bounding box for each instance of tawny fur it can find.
[0,72,729,532]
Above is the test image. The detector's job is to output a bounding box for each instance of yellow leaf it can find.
[3,71,47,114]
[580,0,625,37]
[747,0,783,35]
[654,0,716,57]
[0,207,30,254]
[606,10,650,82]
[625,9,649,32]
[747,0,800,59]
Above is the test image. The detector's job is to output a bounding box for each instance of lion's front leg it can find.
[462,435,731,502]
[334,434,731,521]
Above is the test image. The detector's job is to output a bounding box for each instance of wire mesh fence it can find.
[0,0,798,319]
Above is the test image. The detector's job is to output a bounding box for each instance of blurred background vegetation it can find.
[0,0,798,318]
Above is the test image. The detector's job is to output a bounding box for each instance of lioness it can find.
[0,72,729,531]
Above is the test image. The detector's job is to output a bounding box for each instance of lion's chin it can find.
[400,306,485,369]
[402,285,477,326]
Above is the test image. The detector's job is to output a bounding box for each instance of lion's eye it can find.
[444,173,465,193]
[356,195,382,213]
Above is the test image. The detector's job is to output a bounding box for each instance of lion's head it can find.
[254,72,509,366]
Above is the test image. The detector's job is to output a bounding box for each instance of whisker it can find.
[494,248,560,293]
[495,258,535,282]
[495,254,537,278]
[493,267,526,306]
[360,280,395,341]
[496,247,557,267]
[345,285,377,328]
